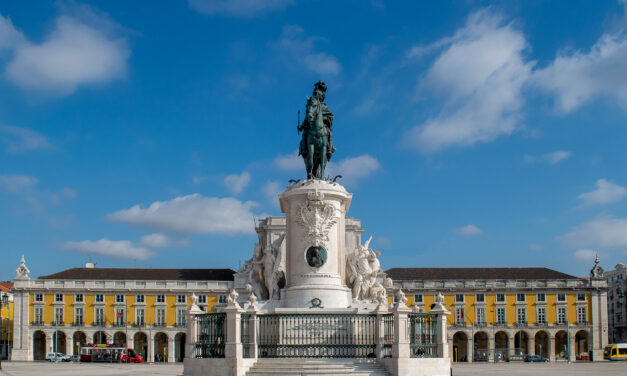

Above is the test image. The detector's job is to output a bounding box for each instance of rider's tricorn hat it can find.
[314,80,327,92]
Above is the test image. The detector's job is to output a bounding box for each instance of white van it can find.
[45,352,70,362]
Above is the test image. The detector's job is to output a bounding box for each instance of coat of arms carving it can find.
[296,191,337,247]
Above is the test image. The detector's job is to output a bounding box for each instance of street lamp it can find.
[491,309,495,363]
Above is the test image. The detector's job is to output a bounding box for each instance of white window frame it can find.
[136,308,145,326]
[557,307,567,324]
[517,307,526,324]
[95,307,104,325]
[156,295,165,303]
[476,307,485,324]
[557,293,566,302]
[455,294,464,303]
[455,307,465,324]
[55,294,63,302]
[476,294,485,303]
[177,295,186,304]
[496,294,505,302]
[177,309,186,326]
[156,308,166,326]
[74,307,84,324]
[136,295,145,303]
[198,295,207,304]
[54,307,63,324]
[496,307,506,324]
[115,294,124,303]
[218,295,227,304]
[577,306,587,324]
[34,293,43,302]
[516,294,525,302]
[537,307,546,324]
[413,294,423,303]
[34,307,43,324]
[95,294,104,303]
[536,293,545,302]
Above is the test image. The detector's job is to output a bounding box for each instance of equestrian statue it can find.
[298,81,335,179]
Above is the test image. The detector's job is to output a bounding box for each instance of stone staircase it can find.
[245,358,390,376]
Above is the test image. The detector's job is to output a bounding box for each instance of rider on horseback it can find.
[298,81,335,170]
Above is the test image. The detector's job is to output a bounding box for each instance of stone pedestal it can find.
[279,180,352,309]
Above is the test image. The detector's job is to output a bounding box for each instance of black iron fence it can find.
[194,313,226,358]
[241,313,253,358]
[382,314,394,358]
[409,313,437,358]
[258,314,378,358]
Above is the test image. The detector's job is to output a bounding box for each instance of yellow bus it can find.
[603,343,627,361]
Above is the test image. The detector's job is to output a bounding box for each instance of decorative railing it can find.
[382,314,394,358]
[195,313,226,358]
[409,313,437,358]
[241,314,253,358]
[257,313,377,358]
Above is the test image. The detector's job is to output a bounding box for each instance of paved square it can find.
[0,362,183,376]
[452,362,627,376]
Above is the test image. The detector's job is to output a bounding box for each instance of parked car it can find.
[69,354,80,362]
[45,352,71,362]
[524,354,549,362]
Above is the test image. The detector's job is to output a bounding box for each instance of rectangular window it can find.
[476,307,485,324]
[34,307,43,324]
[516,294,525,302]
[414,294,423,303]
[136,295,145,303]
[54,307,63,324]
[75,294,83,302]
[476,294,485,303]
[115,294,124,303]
[517,307,526,324]
[496,294,505,302]
[34,293,43,302]
[218,295,227,304]
[95,294,104,303]
[136,308,145,326]
[496,307,506,324]
[577,307,587,323]
[74,308,84,325]
[177,309,186,326]
[557,293,566,302]
[455,294,464,303]
[198,295,207,304]
[115,308,125,325]
[115,281,125,287]
[537,307,546,324]
[177,295,186,303]
[455,307,465,324]
[156,308,166,326]
[55,294,63,302]
[577,293,586,301]
[95,308,104,325]
[156,295,165,303]
[557,307,567,324]
[537,293,546,302]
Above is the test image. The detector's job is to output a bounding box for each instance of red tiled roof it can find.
[0,282,13,293]
[39,268,235,281]
[385,267,578,281]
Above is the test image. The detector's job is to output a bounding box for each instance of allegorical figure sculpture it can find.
[346,235,386,302]
[298,81,335,179]
[237,232,286,300]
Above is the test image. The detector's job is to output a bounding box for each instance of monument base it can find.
[282,284,351,308]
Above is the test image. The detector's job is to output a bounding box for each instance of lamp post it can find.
[149,320,152,363]
[566,320,570,364]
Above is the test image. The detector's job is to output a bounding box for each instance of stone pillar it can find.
[548,336,555,362]
[167,337,175,363]
[430,304,450,358]
[508,335,515,359]
[488,337,495,362]
[467,336,474,362]
[186,299,204,359]
[148,331,154,363]
[392,304,411,359]
[568,333,576,361]
[46,334,53,354]
[127,335,134,353]
[529,335,535,356]
[247,306,259,360]
[65,334,72,356]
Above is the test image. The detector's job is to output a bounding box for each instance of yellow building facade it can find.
[10,262,234,362]
[386,265,609,362]
[1,282,13,360]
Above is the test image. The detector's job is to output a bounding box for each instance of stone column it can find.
[430,304,451,358]
[568,333,576,361]
[488,337,495,362]
[148,331,154,363]
[467,336,474,362]
[529,335,535,356]
[185,299,204,359]
[392,304,411,359]
[246,306,259,360]
[46,333,53,354]
[167,336,175,363]
[508,335,515,359]
[127,335,134,353]
[65,334,72,356]
[548,336,555,362]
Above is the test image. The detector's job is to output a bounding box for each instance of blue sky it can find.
[2,0,627,279]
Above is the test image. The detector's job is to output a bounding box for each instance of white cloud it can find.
[62,238,153,260]
[524,150,572,165]
[327,155,381,186]
[3,7,129,96]
[0,14,25,49]
[107,194,257,235]
[404,10,533,153]
[457,224,483,235]
[560,216,627,248]
[532,33,627,112]
[138,233,171,248]
[272,25,341,76]
[274,151,301,171]
[189,0,293,17]
[0,174,38,192]
[579,179,627,205]
[224,171,251,194]
[573,249,598,262]
[0,125,53,153]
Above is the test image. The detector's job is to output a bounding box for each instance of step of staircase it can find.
[246,358,390,376]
